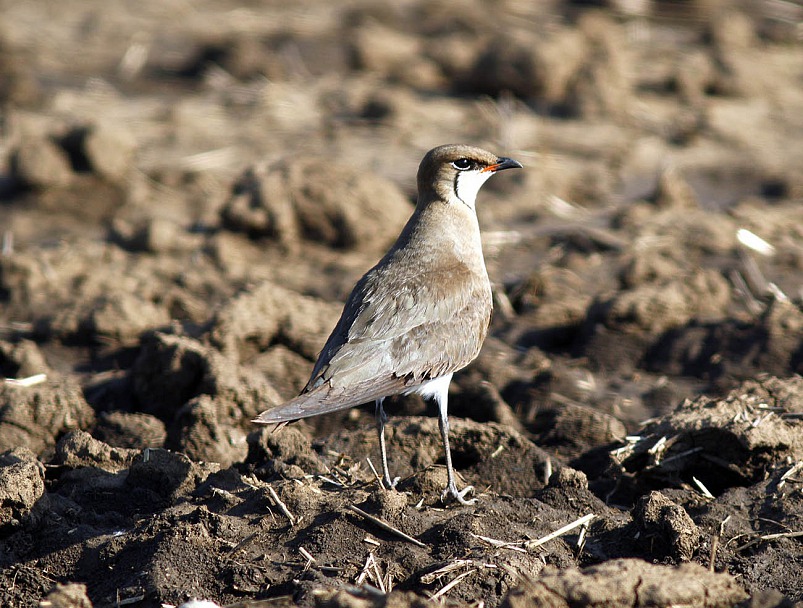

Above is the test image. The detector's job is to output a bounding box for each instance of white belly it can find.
[403,373,453,401]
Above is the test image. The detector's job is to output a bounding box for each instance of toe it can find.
[383,476,401,490]
[442,483,477,506]
[456,485,478,506]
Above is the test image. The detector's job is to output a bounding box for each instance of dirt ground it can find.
[1,1,802,607]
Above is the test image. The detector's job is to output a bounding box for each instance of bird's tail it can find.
[253,377,404,424]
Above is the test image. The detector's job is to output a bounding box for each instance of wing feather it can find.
[254,244,493,425]
[253,375,407,423]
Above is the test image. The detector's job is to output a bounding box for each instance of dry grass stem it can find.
[470,533,527,554]
[737,228,776,256]
[3,373,48,387]
[692,476,715,499]
[355,553,374,586]
[647,436,668,458]
[114,594,146,606]
[298,546,316,568]
[767,282,789,301]
[317,475,344,487]
[365,457,384,488]
[730,270,765,315]
[526,514,596,551]
[420,560,477,584]
[736,530,803,552]
[739,250,771,298]
[779,462,803,490]
[576,518,590,553]
[355,553,388,593]
[371,556,386,593]
[267,486,296,526]
[490,445,505,459]
[429,569,477,601]
[347,505,426,547]
[179,147,238,171]
[610,436,641,459]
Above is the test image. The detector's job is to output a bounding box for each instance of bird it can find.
[253,144,522,505]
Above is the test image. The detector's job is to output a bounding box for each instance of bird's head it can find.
[417,144,522,209]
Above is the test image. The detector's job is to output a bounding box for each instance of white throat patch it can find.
[454,169,494,209]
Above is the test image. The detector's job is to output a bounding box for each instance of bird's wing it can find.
[311,260,492,388]
[348,261,480,343]
[254,259,492,425]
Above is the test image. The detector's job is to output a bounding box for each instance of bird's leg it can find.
[435,389,477,506]
[375,398,400,489]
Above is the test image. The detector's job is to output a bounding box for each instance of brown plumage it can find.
[254,144,522,504]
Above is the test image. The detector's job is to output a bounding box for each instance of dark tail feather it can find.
[252,391,362,424]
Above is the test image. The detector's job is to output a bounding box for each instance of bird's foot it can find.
[383,475,401,491]
[441,482,477,506]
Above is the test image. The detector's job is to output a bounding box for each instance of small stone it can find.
[84,123,137,183]
[12,137,73,189]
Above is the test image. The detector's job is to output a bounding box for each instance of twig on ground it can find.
[736,530,803,552]
[3,373,48,387]
[779,462,803,491]
[355,553,375,586]
[576,517,591,555]
[355,552,388,593]
[421,560,475,584]
[526,514,596,551]
[429,569,477,601]
[347,505,426,547]
[267,486,296,526]
[470,533,527,553]
[298,546,316,570]
[692,476,715,499]
[317,475,344,487]
[709,516,730,571]
[365,457,384,488]
[371,554,386,593]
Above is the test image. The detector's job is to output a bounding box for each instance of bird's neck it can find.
[396,196,486,270]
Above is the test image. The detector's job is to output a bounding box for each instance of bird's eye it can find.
[452,158,473,171]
